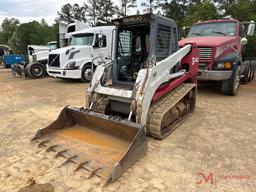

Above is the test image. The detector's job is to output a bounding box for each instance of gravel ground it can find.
[0,69,255,192]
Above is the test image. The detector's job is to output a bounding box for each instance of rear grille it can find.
[48,54,60,67]
[198,47,212,61]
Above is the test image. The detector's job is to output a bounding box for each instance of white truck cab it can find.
[59,21,90,47]
[28,41,58,64]
[47,26,116,82]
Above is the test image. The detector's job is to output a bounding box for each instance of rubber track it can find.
[147,83,196,139]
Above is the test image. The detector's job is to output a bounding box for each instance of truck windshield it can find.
[70,33,94,46]
[48,43,57,51]
[188,22,237,37]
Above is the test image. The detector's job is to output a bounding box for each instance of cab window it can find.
[95,34,107,48]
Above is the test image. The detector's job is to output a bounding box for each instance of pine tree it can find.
[84,0,101,26]
[118,0,137,16]
[98,0,118,24]
[56,3,87,23]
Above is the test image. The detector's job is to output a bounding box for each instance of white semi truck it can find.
[12,21,89,78]
[59,20,90,47]
[47,26,116,82]
[27,42,56,63]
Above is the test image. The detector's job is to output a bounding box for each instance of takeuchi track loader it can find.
[32,14,199,183]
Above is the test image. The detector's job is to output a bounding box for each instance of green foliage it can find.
[225,0,255,21]
[183,0,219,26]
[0,18,19,44]
[118,0,137,16]
[56,3,86,23]
[84,0,102,26]
[1,20,57,56]
[98,0,118,24]
[244,36,256,59]
[157,0,188,26]
[141,0,156,13]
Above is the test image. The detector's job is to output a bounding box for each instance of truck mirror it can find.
[240,37,248,45]
[247,21,255,36]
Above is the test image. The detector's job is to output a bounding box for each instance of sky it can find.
[0,0,143,26]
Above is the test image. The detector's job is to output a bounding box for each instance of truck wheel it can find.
[81,64,93,82]
[12,64,22,76]
[251,61,255,80]
[248,63,253,82]
[241,60,251,83]
[221,65,241,96]
[27,62,46,78]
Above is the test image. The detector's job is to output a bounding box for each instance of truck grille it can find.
[199,62,208,70]
[198,47,212,61]
[48,54,60,67]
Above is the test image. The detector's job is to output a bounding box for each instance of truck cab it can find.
[179,18,255,95]
[29,41,58,65]
[47,26,116,82]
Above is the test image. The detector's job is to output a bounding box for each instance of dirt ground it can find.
[0,68,256,192]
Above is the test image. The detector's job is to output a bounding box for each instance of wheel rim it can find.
[84,68,92,81]
[32,66,43,76]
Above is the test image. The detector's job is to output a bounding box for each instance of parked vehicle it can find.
[0,45,25,68]
[11,41,57,78]
[32,14,199,183]
[47,26,115,82]
[179,17,255,95]
[59,20,90,48]
[12,21,89,78]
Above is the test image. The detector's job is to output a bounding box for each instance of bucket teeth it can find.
[87,167,102,178]
[74,160,91,172]
[59,155,78,167]
[55,150,68,158]
[37,140,50,147]
[46,144,59,152]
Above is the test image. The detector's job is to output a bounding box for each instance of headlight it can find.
[65,61,76,70]
[215,62,232,69]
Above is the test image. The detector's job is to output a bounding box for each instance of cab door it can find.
[239,23,246,53]
[93,33,110,66]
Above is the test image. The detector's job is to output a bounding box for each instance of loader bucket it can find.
[32,106,147,183]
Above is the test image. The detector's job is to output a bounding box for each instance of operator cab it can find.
[112,14,178,86]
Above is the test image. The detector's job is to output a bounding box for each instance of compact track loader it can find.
[32,14,199,183]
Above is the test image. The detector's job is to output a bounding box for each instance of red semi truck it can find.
[179,18,255,96]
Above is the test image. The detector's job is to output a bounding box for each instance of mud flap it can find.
[32,106,148,182]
